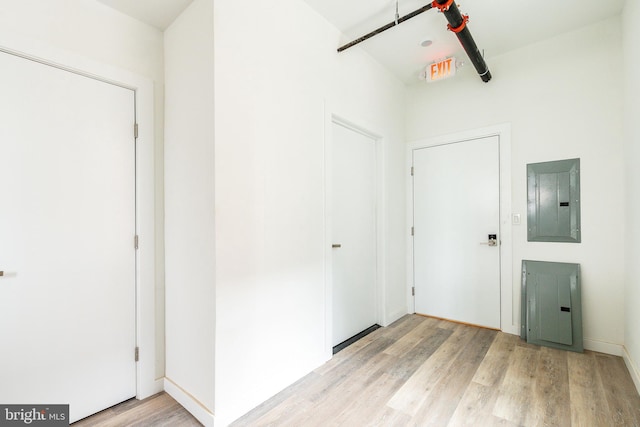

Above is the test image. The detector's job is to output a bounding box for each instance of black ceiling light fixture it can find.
[337,0,492,83]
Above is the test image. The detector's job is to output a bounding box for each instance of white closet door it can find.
[0,51,136,422]
[331,122,377,346]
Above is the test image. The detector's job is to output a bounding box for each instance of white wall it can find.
[0,0,166,385]
[406,17,625,352]
[623,0,640,391]
[164,0,216,419]
[0,0,163,80]
[213,0,406,424]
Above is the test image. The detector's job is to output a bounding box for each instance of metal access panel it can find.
[527,158,581,242]
[521,260,583,353]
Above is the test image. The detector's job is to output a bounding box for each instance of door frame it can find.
[406,124,516,334]
[0,38,160,398]
[324,111,385,358]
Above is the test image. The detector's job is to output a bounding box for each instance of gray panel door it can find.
[522,260,583,353]
[535,273,573,345]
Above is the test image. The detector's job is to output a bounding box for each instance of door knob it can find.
[332,244,342,248]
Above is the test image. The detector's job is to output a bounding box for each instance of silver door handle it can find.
[480,235,498,246]
[332,244,342,248]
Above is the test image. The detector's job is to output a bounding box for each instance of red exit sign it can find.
[427,57,456,82]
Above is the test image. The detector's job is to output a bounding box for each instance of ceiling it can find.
[94,0,626,84]
[95,0,193,30]
[302,0,626,84]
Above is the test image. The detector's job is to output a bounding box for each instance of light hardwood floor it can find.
[73,392,201,427]
[74,315,640,426]
[231,314,640,426]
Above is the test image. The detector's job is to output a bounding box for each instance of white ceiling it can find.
[95,0,193,30]
[94,0,626,84]
[302,0,626,84]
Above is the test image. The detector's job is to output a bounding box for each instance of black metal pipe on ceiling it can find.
[337,1,492,83]
[337,4,434,52]
[434,0,491,82]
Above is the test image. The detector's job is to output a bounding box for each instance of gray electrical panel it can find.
[527,158,581,242]
[521,260,583,353]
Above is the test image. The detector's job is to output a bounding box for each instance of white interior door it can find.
[413,136,500,329]
[0,51,136,422]
[331,122,377,346]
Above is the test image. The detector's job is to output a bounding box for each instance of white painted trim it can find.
[385,308,409,327]
[405,152,415,315]
[582,339,624,356]
[0,35,157,400]
[323,104,387,354]
[622,346,640,395]
[164,378,215,427]
[323,103,332,361]
[151,378,165,395]
[406,124,516,334]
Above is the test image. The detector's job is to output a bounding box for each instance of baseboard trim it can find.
[384,309,408,327]
[622,346,640,395]
[164,377,215,427]
[152,378,165,395]
[583,338,623,356]
[333,324,381,354]
[501,325,520,335]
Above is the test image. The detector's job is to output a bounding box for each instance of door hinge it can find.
[411,226,414,236]
[134,235,139,250]
[411,166,414,176]
[412,287,415,296]
[135,347,139,362]
[134,123,139,139]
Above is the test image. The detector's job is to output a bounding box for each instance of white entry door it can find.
[331,122,377,346]
[0,51,136,422]
[413,136,500,329]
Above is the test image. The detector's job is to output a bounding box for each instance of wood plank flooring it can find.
[73,392,201,427]
[73,315,640,426]
[231,314,640,427]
